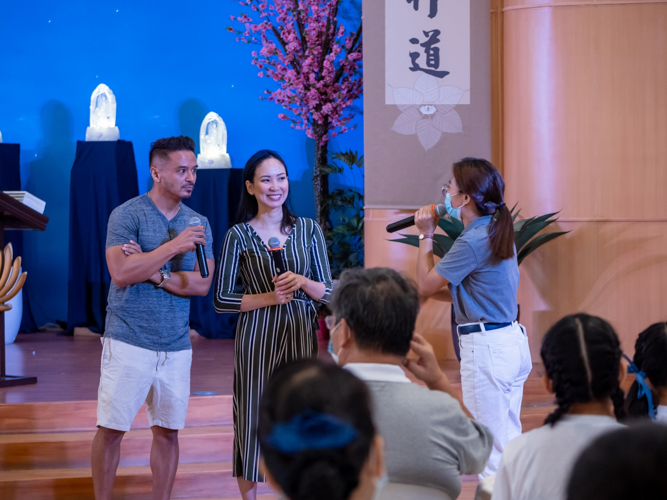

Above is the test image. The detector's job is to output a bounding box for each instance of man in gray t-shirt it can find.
[92,136,215,500]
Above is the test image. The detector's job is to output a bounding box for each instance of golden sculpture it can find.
[0,243,27,313]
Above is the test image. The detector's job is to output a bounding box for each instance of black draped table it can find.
[183,168,243,339]
[67,140,139,333]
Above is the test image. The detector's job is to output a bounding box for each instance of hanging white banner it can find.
[385,0,470,105]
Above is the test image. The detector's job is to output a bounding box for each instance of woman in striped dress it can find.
[214,150,333,500]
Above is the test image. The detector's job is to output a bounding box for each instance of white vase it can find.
[4,286,22,344]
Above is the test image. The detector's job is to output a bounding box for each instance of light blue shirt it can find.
[435,215,519,324]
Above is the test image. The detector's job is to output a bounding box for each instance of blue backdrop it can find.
[0,1,363,329]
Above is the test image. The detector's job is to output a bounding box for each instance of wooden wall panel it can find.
[504,0,667,357]
[490,0,505,171]
[518,221,667,358]
[504,2,667,220]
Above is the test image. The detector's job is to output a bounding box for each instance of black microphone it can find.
[268,237,287,276]
[386,204,448,233]
[188,217,209,278]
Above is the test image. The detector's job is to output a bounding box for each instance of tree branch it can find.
[289,0,308,55]
[269,24,303,74]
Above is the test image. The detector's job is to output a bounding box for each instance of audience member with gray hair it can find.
[328,267,493,500]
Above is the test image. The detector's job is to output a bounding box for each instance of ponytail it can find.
[487,203,515,261]
[454,158,515,261]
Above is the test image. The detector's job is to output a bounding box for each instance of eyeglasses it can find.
[442,181,463,198]
[325,315,338,331]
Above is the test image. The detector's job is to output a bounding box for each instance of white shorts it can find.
[97,337,192,432]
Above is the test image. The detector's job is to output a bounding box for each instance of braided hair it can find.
[624,322,667,420]
[541,313,625,426]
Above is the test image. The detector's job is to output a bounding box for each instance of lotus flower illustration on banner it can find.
[390,74,465,151]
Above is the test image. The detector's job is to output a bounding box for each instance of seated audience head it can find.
[567,424,667,500]
[625,322,667,420]
[236,149,296,234]
[541,313,625,425]
[328,267,420,364]
[148,136,197,199]
[258,359,383,500]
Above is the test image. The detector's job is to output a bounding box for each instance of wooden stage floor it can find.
[1,332,552,407]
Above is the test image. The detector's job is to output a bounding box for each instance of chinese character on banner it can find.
[385,0,470,106]
[409,29,449,78]
[406,0,438,19]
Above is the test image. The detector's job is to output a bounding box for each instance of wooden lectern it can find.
[0,191,48,388]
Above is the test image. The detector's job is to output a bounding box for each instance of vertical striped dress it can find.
[214,217,333,481]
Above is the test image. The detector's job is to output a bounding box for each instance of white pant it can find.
[459,322,532,478]
[97,337,192,432]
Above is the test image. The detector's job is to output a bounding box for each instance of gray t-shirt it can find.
[104,193,213,352]
[435,215,519,324]
[367,381,492,497]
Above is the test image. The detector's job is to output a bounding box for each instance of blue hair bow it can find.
[623,354,656,420]
[265,410,359,453]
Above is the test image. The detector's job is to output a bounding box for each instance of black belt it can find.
[458,322,512,335]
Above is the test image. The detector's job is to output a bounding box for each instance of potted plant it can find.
[317,150,364,338]
[391,206,568,359]
[323,150,364,278]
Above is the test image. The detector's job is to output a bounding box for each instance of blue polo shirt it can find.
[435,216,519,324]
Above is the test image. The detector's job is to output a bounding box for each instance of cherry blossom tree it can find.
[228,0,363,227]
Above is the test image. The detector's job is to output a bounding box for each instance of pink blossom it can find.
[227,0,363,145]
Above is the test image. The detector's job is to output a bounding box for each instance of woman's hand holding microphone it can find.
[414,205,438,236]
[272,271,305,305]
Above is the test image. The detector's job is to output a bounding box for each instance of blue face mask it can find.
[445,192,462,221]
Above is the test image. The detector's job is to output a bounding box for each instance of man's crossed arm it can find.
[106,225,214,297]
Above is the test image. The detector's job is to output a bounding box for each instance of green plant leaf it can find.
[438,216,464,239]
[522,212,560,229]
[515,217,559,253]
[390,235,421,249]
[517,231,569,265]
[332,150,364,168]
[433,234,455,256]
[513,218,532,233]
[321,163,344,175]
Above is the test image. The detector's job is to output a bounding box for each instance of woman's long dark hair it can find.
[625,322,667,420]
[235,149,297,235]
[258,360,376,500]
[541,313,625,426]
[453,158,514,260]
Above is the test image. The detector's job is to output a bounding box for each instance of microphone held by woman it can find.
[268,236,288,276]
[385,204,448,233]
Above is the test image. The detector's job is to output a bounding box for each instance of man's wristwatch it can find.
[419,233,434,241]
[157,269,171,288]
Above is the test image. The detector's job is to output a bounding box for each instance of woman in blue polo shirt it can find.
[413,157,532,478]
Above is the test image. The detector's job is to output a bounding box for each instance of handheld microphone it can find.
[188,217,209,278]
[268,237,288,276]
[385,204,448,233]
